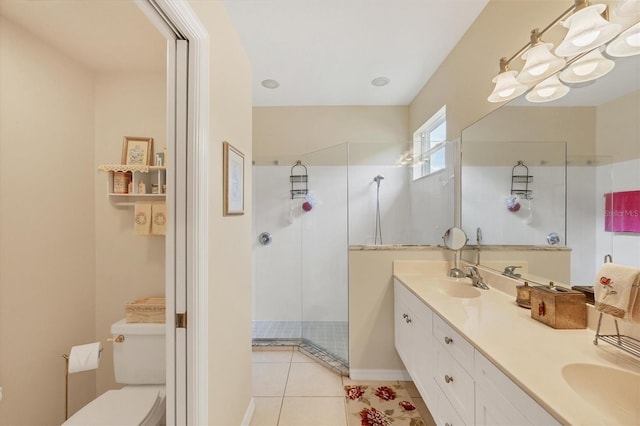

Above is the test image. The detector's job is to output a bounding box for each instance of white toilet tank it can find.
[111,319,166,385]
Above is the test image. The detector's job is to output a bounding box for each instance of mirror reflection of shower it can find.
[373,174,384,244]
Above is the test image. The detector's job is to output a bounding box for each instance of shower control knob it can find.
[258,232,272,246]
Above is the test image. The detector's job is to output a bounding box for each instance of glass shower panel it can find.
[300,144,349,365]
[346,141,454,246]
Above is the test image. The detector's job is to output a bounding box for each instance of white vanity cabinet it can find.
[474,351,559,426]
[394,278,561,426]
[393,281,436,408]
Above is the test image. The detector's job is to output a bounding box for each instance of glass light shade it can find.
[526,75,570,103]
[555,4,621,57]
[606,23,640,57]
[488,70,528,103]
[559,48,615,83]
[518,43,567,83]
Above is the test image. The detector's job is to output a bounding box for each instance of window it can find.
[413,106,446,180]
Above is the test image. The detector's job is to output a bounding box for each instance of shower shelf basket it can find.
[511,160,533,199]
[290,161,308,199]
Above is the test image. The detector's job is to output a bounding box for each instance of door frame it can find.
[136,1,210,424]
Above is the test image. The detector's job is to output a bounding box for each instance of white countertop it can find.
[393,261,640,426]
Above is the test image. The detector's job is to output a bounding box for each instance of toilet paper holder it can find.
[62,343,105,420]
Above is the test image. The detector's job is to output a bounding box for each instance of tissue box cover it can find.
[125,297,166,323]
[530,286,586,329]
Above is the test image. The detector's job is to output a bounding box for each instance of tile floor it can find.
[251,347,435,426]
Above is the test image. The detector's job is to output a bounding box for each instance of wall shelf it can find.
[98,164,167,205]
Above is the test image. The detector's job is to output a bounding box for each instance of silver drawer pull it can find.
[444,336,453,344]
[402,313,409,318]
[445,374,454,383]
[405,317,412,323]
[445,423,452,426]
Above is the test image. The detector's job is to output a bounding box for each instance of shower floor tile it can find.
[253,320,348,364]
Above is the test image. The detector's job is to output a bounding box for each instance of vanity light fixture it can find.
[488,58,528,103]
[488,0,624,104]
[606,23,640,57]
[526,74,570,103]
[517,30,566,83]
[555,4,621,57]
[559,47,615,83]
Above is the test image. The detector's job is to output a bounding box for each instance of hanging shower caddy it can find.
[290,161,308,199]
[511,160,533,199]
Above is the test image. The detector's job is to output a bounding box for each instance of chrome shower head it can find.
[373,175,385,184]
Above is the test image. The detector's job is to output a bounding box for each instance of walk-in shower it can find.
[373,174,384,244]
[251,141,456,372]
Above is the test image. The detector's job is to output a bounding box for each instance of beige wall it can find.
[253,105,409,159]
[596,89,640,162]
[93,72,167,394]
[349,249,451,375]
[188,1,254,424]
[409,1,570,137]
[461,105,597,158]
[0,17,96,424]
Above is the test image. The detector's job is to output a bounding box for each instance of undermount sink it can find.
[561,363,640,425]
[438,282,481,299]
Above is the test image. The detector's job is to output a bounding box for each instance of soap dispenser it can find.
[516,281,531,309]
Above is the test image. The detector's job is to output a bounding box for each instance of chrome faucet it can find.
[502,265,522,278]
[466,266,489,290]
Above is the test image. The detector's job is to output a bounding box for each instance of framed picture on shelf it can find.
[223,141,244,216]
[122,136,154,166]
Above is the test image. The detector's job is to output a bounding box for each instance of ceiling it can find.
[0,0,490,106]
[221,0,489,106]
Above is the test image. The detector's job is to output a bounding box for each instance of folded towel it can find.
[134,203,152,235]
[151,203,167,236]
[594,263,640,319]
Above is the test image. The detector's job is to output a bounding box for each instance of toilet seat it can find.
[63,386,165,426]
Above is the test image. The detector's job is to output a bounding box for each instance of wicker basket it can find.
[125,297,166,323]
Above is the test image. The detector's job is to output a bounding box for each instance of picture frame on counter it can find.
[223,141,245,216]
[122,136,154,166]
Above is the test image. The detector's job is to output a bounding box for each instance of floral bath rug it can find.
[344,383,426,426]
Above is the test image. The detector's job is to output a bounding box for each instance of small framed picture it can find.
[223,141,244,216]
[122,136,154,166]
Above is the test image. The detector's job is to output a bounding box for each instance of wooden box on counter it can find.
[530,284,587,329]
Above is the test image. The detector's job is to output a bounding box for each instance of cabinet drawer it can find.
[435,343,474,426]
[434,376,468,426]
[433,313,474,374]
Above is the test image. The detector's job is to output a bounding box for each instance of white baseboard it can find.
[241,398,256,426]
[349,369,412,381]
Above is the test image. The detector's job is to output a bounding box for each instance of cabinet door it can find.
[394,280,414,371]
[410,299,436,408]
[475,351,560,426]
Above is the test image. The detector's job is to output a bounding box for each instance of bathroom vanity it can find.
[393,261,640,425]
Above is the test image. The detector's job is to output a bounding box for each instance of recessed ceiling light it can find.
[261,79,280,89]
[371,77,390,87]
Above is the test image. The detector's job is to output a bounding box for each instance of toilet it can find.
[63,319,166,426]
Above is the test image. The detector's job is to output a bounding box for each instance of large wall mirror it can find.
[460,22,639,287]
